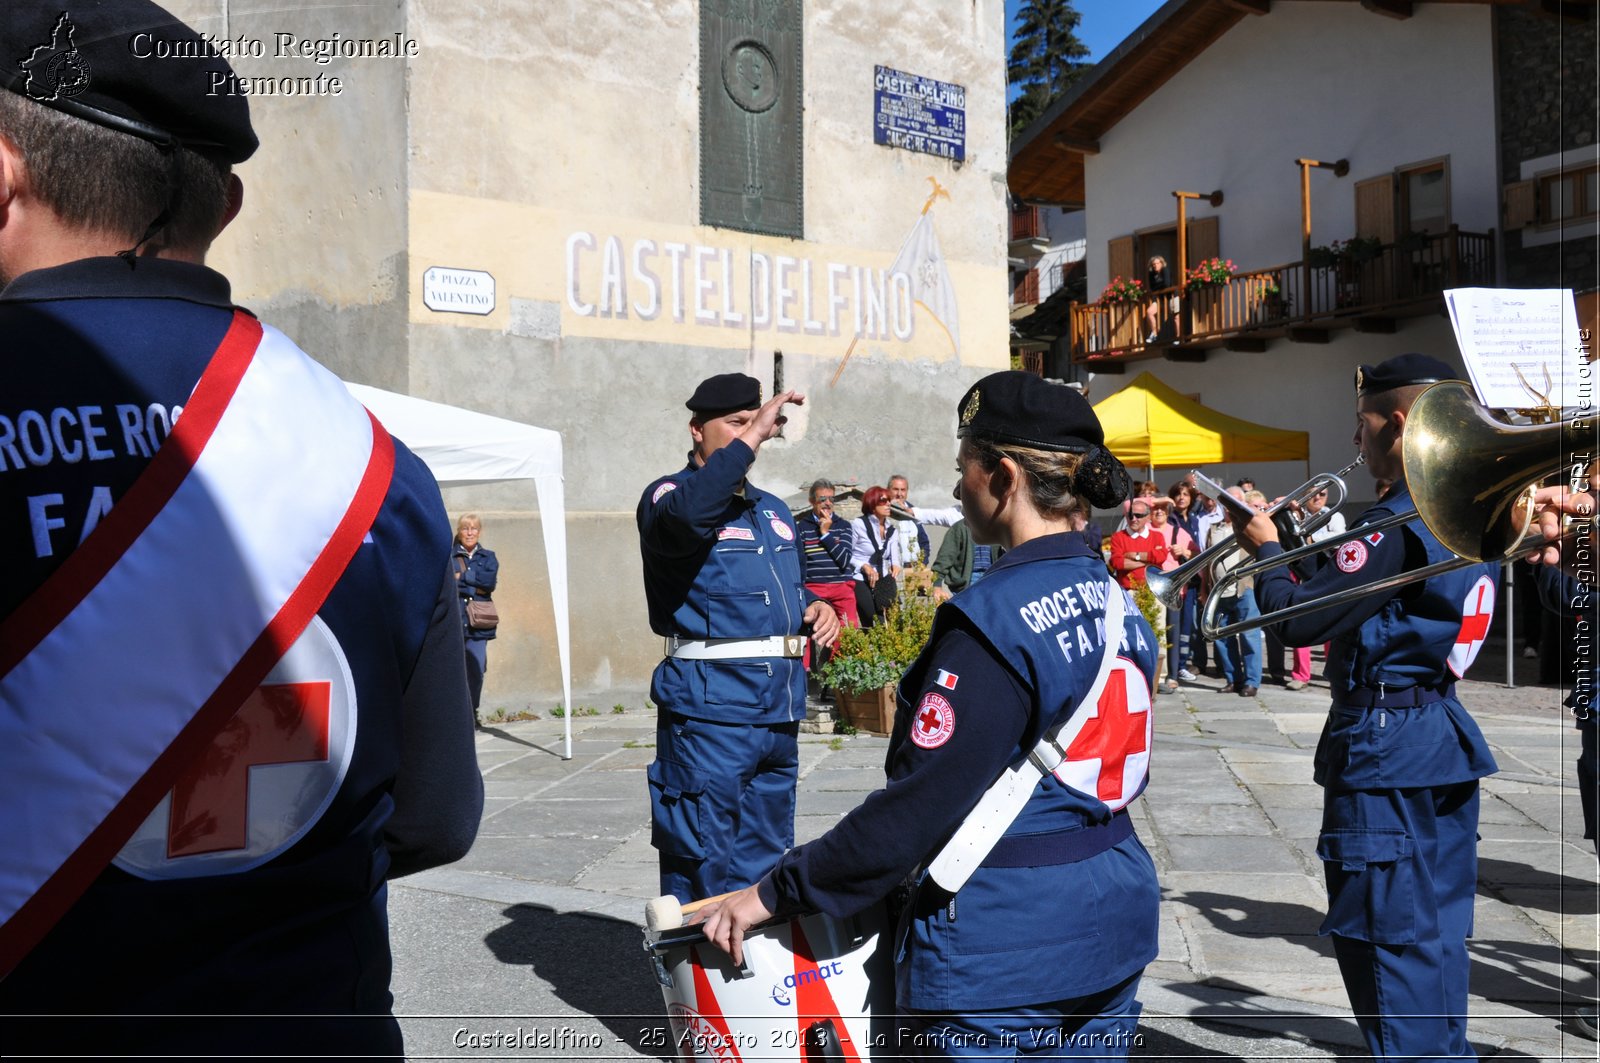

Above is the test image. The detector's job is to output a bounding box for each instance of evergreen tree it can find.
[1007,0,1091,139]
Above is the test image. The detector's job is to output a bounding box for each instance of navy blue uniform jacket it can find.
[0,259,483,1055]
[638,441,813,725]
[761,534,1161,1010]
[1254,478,1498,790]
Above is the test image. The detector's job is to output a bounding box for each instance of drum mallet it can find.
[644,891,735,932]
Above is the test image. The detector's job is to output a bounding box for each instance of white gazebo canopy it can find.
[345,384,573,759]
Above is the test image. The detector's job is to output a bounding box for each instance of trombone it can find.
[1197,380,1585,640]
[1144,455,1365,613]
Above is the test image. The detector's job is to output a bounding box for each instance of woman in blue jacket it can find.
[695,372,1162,1059]
[453,513,499,718]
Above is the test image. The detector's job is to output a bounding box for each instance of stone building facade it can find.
[178,0,1010,705]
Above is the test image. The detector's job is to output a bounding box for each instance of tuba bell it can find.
[1403,380,1572,562]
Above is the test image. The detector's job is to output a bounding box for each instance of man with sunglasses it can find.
[1108,501,1167,590]
[796,479,859,628]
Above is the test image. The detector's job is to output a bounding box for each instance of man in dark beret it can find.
[0,2,481,1055]
[637,373,840,903]
[1226,352,1498,1060]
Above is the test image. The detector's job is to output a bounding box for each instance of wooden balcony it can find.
[1009,205,1048,255]
[1070,227,1495,367]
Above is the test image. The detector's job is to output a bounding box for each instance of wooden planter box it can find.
[835,685,897,736]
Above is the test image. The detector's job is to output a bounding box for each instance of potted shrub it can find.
[1259,274,1290,320]
[816,598,936,735]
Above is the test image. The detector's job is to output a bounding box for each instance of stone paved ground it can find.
[392,644,1599,1059]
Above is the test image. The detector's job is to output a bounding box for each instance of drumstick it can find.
[644,890,737,932]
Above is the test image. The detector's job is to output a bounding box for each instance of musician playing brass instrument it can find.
[1225,353,1499,1062]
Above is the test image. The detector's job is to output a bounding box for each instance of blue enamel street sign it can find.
[873,65,965,162]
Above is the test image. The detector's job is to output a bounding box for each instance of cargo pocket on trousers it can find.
[1316,827,1417,944]
[647,759,708,859]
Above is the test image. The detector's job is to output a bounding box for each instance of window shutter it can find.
[1503,179,1537,230]
[1355,175,1396,243]
[1185,216,1219,267]
[1012,269,1041,305]
[1108,235,1135,286]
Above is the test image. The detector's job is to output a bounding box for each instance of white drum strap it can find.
[924,579,1126,893]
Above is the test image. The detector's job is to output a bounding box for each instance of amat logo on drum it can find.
[770,959,846,1006]
[667,1004,745,1063]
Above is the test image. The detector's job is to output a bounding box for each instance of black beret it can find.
[1,1,257,163]
[956,371,1104,452]
[1355,353,1460,396]
[686,373,762,415]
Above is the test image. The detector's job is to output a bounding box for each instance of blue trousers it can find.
[1176,587,1198,669]
[1320,783,1480,1062]
[648,713,799,902]
[464,637,487,710]
[899,971,1143,1060]
[1213,591,1262,687]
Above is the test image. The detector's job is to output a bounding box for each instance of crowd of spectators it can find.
[797,467,1343,699]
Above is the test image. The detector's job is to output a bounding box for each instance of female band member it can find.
[695,371,1162,1059]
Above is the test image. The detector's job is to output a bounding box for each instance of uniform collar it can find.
[0,257,235,308]
[983,531,1096,576]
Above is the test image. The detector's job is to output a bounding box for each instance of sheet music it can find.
[1444,288,1587,410]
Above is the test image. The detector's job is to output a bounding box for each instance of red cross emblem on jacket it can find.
[1448,575,1496,678]
[1055,659,1152,809]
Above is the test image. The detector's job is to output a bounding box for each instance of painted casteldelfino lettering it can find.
[566,230,916,341]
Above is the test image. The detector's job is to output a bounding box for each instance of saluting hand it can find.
[737,389,805,454]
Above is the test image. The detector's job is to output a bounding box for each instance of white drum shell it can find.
[646,908,893,1062]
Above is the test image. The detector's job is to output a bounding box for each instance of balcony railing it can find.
[1070,227,1495,364]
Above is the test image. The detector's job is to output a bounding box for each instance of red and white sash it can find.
[0,311,395,977]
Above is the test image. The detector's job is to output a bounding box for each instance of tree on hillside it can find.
[1008,0,1091,139]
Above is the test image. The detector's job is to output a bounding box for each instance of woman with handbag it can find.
[848,485,904,628]
[452,513,499,719]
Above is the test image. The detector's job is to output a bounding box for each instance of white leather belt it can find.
[664,635,807,660]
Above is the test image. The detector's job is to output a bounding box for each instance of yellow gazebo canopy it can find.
[1092,372,1309,469]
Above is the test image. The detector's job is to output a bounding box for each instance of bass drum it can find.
[643,906,894,1062]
